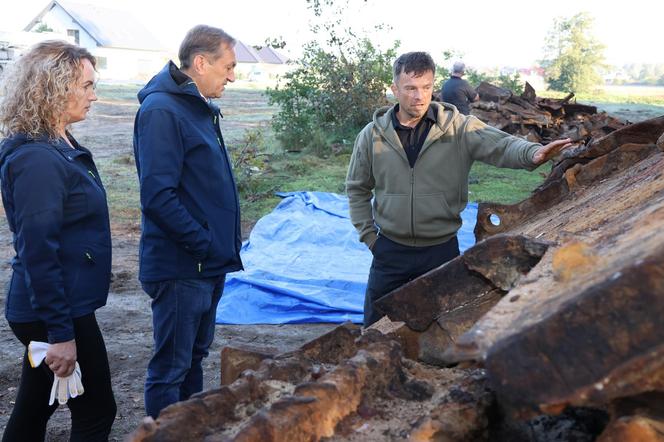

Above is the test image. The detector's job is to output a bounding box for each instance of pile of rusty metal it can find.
[470,82,626,144]
[129,117,664,441]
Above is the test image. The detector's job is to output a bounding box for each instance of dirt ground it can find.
[0,96,337,441]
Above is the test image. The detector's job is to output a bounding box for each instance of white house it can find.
[24,0,169,80]
[22,1,291,83]
[232,43,291,84]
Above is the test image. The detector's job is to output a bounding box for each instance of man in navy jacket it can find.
[133,25,243,418]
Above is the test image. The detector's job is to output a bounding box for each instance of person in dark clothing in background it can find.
[440,61,479,115]
[133,25,243,419]
[0,40,116,441]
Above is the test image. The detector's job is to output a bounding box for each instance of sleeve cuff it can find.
[47,325,75,344]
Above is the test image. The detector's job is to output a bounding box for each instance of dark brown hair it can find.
[393,52,435,82]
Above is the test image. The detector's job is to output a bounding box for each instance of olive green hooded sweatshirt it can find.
[346,101,540,248]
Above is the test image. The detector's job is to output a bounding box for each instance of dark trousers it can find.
[2,313,117,442]
[364,235,460,327]
[142,276,225,419]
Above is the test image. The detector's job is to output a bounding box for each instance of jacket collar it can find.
[372,102,460,162]
[52,134,93,161]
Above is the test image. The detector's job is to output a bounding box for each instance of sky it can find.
[1,0,661,68]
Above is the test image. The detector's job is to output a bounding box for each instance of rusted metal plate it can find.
[476,81,512,103]
[373,235,548,365]
[375,235,548,332]
[475,116,664,242]
[474,178,570,242]
[446,114,664,417]
[537,116,664,189]
[221,344,277,385]
[463,235,550,291]
[484,250,664,416]
[521,81,537,103]
[375,256,491,332]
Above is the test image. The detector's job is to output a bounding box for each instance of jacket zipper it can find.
[213,110,243,268]
[410,169,415,243]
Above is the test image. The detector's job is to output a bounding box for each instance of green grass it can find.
[96,83,142,102]
[540,86,664,106]
[469,163,547,204]
[96,154,140,225]
[235,151,350,224]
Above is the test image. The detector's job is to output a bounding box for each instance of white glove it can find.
[27,341,50,368]
[49,362,84,405]
[28,341,85,405]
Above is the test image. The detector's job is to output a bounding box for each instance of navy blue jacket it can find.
[0,134,111,343]
[133,62,243,282]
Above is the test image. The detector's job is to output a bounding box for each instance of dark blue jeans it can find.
[142,276,225,419]
[364,235,459,327]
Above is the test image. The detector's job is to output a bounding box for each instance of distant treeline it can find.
[608,63,664,85]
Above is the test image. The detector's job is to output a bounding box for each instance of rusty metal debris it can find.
[373,234,549,366]
[128,326,493,441]
[450,114,664,437]
[470,82,625,144]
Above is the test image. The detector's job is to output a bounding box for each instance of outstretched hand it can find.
[533,138,574,165]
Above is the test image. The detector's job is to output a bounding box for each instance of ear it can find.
[390,82,398,96]
[191,53,208,75]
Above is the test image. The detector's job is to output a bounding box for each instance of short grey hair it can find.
[178,25,236,70]
[452,61,466,74]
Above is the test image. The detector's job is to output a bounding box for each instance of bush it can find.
[228,127,270,199]
[266,38,397,154]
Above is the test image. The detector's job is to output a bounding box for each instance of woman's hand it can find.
[45,340,77,377]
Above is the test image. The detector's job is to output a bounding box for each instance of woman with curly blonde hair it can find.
[0,40,116,441]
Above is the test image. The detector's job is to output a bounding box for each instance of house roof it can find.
[233,40,262,63]
[24,0,165,51]
[257,46,289,64]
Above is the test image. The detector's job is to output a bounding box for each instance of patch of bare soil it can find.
[0,97,335,440]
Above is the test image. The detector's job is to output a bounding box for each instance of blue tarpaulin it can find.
[216,191,477,324]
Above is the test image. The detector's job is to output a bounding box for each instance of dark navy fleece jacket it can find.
[0,134,111,343]
[133,62,243,282]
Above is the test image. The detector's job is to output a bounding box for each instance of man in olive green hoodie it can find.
[346,52,571,326]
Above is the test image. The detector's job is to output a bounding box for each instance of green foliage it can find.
[33,22,54,33]
[266,0,398,154]
[434,49,459,89]
[541,12,606,93]
[464,70,493,88]
[496,73,524,95]
[435,50,524,95]
[227,126,271,200]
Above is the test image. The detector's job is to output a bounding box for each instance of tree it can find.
[541,12,606,93]
[265,0,398,153]
[33,22,53,33]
